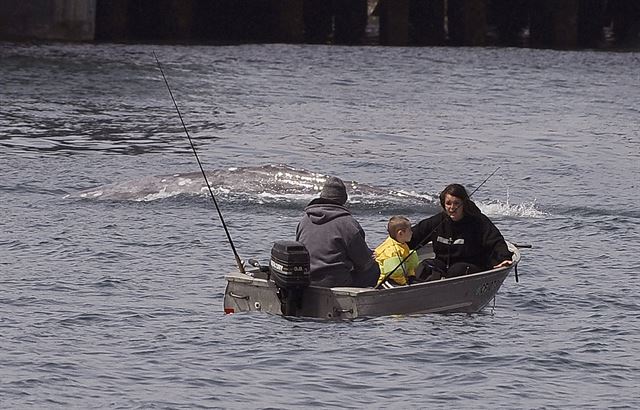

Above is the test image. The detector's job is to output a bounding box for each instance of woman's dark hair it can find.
[439,183,481,217]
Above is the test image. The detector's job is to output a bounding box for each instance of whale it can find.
[68,164,437,207]
[67,164,544,218]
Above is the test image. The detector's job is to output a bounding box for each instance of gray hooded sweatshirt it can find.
[295,199,378,288]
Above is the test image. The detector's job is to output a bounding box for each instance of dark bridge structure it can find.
[1,0,639,49]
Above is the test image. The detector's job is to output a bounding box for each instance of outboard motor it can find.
[269,240,310,316]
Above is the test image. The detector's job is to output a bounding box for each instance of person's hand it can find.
[371,250,377,260]
[493,260,513,268]
[407,276,416,285]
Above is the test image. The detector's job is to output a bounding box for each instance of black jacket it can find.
[408,212,512,269]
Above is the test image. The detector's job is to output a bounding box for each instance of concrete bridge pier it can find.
[378,0,445,46]
[530,0,579,49]
[96,0,306,44]
[96,0,195,42]
[609,0,640,47]
[378,0,410,46]
[303,0,333,43]
[94,0,127,41]
[333,0,368,44]
[489,0,528,47]
[193,0,269,43]
[447,0,487,46]
[0,0,96,41]
[577,0,606,48]
[130,0,194,41]
[272,0,304,43]
[410,0,445,46]
[492,0,606,49]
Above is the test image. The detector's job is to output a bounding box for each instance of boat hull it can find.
[224,244,520,320]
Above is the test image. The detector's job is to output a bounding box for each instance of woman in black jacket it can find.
[408,183,513,280]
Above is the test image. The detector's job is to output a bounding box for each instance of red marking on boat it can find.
[224,308,235,314]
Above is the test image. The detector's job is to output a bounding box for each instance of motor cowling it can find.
[270,240,310,316]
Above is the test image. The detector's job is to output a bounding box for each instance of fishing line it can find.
[153,51,245,274]
[375,166,501,289]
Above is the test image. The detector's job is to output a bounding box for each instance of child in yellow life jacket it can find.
[375,216,420,288]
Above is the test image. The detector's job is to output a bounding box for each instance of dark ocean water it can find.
[1,42,639,408]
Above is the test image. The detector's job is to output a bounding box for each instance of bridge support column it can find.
[489,0,528,46]
[272,0,304,43]
[379,0,410,46]
[609,0,640,47]
[97,0,195,42]
[171,0,195,41]
[577,0,606,48]
[0,0,96,41]
[410,0,445,45]
[155,0,195,41]
[447,0,487,46]
[303,0,333,43]
[95,0,128,41]
[530,0,578,49]
[334,0,368,44]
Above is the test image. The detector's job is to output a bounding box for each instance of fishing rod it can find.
[375,166,501,289]
[467,166,500,198]
[153,51,245,274]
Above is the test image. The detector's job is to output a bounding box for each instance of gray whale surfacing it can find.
[68,164,436,207]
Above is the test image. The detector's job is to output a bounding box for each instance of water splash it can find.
[478,199,547,219]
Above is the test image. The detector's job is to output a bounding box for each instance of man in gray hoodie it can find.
[295,176,379,288]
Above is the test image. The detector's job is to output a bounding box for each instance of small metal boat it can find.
[223,242,521,320]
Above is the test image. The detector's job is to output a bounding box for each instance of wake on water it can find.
[66,164,544,218]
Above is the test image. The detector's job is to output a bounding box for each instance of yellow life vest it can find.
[374,236,419,286]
